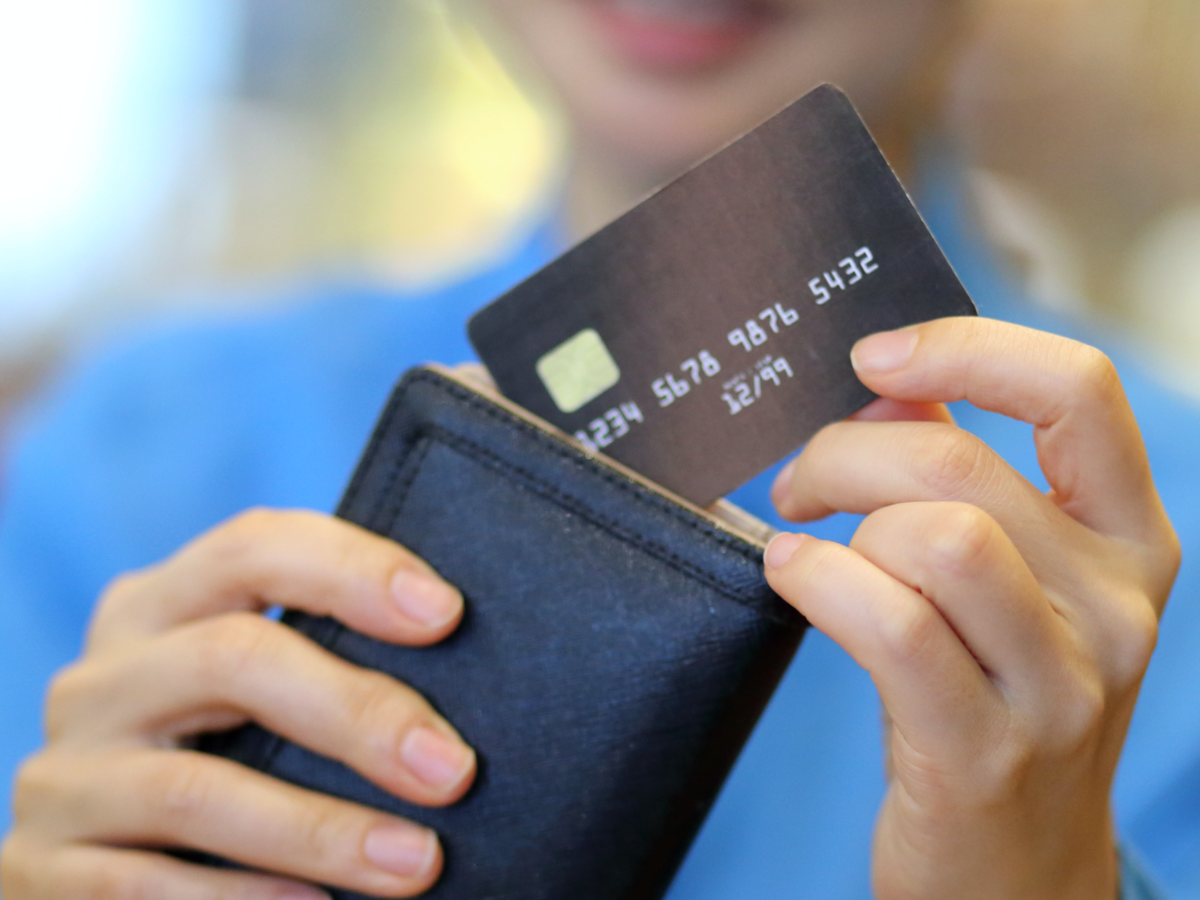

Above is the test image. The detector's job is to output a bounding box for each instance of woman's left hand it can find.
[765,317,1180,900]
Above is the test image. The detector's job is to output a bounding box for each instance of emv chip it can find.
[536,328,621,413]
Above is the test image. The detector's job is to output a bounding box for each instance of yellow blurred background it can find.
[2,0,1199,431]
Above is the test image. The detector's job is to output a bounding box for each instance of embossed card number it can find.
[469,84,976,505]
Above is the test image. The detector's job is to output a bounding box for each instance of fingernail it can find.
[401,726,475,789]
[364,823,438,878]
[851,328,918,374]
[391,569,461,628]
[770,459,796,507]
[764,532,808,570]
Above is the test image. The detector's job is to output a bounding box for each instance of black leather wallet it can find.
[199,365,808,900]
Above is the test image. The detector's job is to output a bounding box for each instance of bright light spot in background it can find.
[0,3,122,245]
[0,0,236,353]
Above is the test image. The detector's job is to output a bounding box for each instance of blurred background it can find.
[0,0,560,433]
[1,0,1199,439]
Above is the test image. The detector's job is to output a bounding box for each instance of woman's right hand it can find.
[0,508,476,899]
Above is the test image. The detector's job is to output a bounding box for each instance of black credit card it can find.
[468,84,976,506]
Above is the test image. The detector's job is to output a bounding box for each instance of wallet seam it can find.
[352,384,410,528]
[340,369,791,621]
[377,435,436,541]
[423,426,781,612]
[255,434,437,779]
[398,370,771,572]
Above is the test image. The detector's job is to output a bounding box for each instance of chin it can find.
[486,0,954,182]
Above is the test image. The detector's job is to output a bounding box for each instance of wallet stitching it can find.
[405,371,769,572]
[377,436,436,539]
[425,426,780,612]
[271,437,434,769]
[352,394,763,604]
[341,369,790,624]
[348,386,409,525]
[255,387,419,777]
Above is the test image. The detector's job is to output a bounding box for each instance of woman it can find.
[1,0,1196,897]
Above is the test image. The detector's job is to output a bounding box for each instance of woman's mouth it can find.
[584,0,781,71]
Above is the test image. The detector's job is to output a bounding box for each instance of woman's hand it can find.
[765,317,1180,900]
[1,509,475,899]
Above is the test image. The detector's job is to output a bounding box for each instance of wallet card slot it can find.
[416,426,791,620]
[339,368,801,627]
[343,370,776,563]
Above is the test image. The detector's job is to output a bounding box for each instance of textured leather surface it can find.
[200,367,808,900]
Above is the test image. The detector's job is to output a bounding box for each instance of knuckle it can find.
[1159,527,1183,587]
[1047,677,1107,755]
[1068,344,1121,405]
[791,540,845,596]
[1109,598,1160,686]
[95,571,142,614]
[345,671,421,759]
[326,525,392,590]
[292,802,353,867]
[1125,600,1160,661]
[43,664,89,739]
[1167,530,1183,578]
[11,753,58,823]
[799,425,847,481]
[147,756,218,825]
[90,568,156,639]
[877,600,942,667]
[202,507,281,564]
[924,504,996,576]
[978,723,1040,799]
[806,422,842,455]
[230,505,284,534]
[912,428,989,499]
[191,612,276,688]
[0,835,38,900]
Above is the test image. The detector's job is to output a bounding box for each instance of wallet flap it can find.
[340,366,801,627]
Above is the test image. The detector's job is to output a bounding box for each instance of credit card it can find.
[468,84,976,506]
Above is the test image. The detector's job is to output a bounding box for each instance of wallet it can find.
[199,365,808,900]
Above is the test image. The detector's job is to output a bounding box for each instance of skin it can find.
[3,510,477,899]
[0,1,1182,898]
[767,319,1178,899]
[472,0,958,235]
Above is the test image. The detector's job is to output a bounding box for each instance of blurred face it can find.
[479,0,957,180]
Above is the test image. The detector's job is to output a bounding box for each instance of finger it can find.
[848,396,955,425]
[772,418,1165,648]
[763,532,1001,760]
[90,509,462,650]
[49,614,475,806]
[17,748,443,898]
[2,839,331,900]
[773,419,1067,558]
[771,398,955,510]
[850,317,1166,542]
[849,502,1075,708]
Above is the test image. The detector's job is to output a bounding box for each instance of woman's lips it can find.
[585,0,779,71]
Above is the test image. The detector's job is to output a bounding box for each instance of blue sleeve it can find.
[0,347,152,836]
[0,290,472,838]
[1121,843,1170,900]
[0,321,332,836]
[0,339,234,834]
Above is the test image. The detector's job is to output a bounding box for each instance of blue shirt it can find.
[1,170,1196,897]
